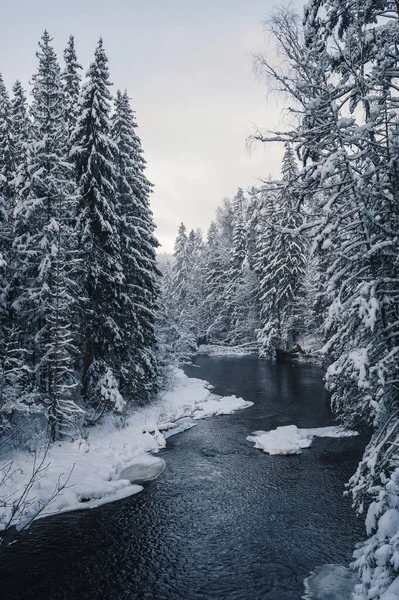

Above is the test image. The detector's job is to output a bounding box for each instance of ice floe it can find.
[247,424,358,455]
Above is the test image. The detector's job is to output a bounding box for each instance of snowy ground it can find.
[0,368,253,531]
[247,425,358,455]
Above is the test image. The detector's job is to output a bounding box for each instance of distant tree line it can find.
[159,143,315,362]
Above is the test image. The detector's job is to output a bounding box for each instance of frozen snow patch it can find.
[247,425,358,455]
[192,395,253,420]
[119,455,165,483]
[163,417,198,439]
[303,564,357,599]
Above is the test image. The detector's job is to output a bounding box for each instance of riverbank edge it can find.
[195,343,324,365]
[0,368,253,532]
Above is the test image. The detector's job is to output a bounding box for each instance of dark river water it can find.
[0,355,367,600]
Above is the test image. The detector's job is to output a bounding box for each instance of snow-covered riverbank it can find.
[0,368,252,531]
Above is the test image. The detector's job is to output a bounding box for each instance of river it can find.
[0,355,366,599]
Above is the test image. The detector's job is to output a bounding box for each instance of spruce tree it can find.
[111,89,159,402]
[0,75,14,318]
[231,188,247,271]
[12,31,80,439]
[0,75,15,202]
[201,220,230,342]
[172,222,189,303]
[71,39,124,407]
[256,146,307,356]
[61,35,82,149]
[224,188,254,345]
[255,186,281,356]
[10,80,31,213]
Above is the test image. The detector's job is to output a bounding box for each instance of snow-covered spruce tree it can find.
[254,6,399,597]
[157,255,194,364]
[1,82,33,431]
[12,31,81,440]
[201,214,232,343]
[247,185,266,273]
[170,222,197,355]
[172,222,189,304]
[0,75,15,204]
[61,35,82,151]
[231,188,247,271]
[224,188,257,345]
[70,39,125,414]
[0,76,14,309]
[256,145,307,356]
[0,79,21,433]
[158,227,206,363]
[186,228,205,341]
[111,89,159,403]
[254,184,281,356]
[0,190,11,433]
[10,81,31,188]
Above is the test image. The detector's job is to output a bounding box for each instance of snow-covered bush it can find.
[85,360,125,424]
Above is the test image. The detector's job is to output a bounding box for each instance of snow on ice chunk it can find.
[119,455,165,483]
[247,425,358,455]
[163,417,198,439]
[192,395,253,420]
[303,564,358,600]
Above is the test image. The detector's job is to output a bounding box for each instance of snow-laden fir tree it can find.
[70,39,125,413]
[171,222,197,352]
[185,228,206,342]
[231,188,247,271]
[111,89,159,403]
[172,222,189,304]
[255,185,280,356]
[61,35,82,150]
[10,80,31,196]
[201,211,233,343]
[224,188,257,345]
[12,31,81,439]
[0,76,14,314]
[0,75,15,202]
[256,145,307,356]
[157,255,196,363]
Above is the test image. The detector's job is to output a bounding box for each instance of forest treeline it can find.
[161,3,399,598]
[0,32,159,442]
[159,144,317,362]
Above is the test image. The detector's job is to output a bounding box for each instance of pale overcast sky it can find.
[0,0,303,251]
